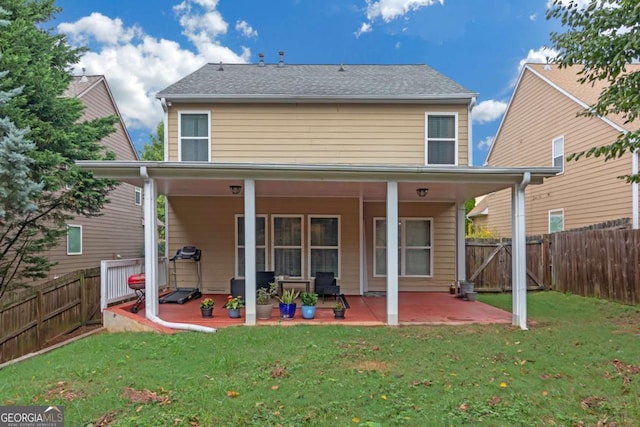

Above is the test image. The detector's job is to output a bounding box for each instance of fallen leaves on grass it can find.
[44,381,84,401]
[94,410,119,426]
[409,380,433,388]
[121,387,170,405]
[580,396,607,411]
[271,366,288,378]
[499,382,508,388]
[226,390,239,398]
[488,396,502,406]
[611,359,640,387]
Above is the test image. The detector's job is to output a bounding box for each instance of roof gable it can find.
[156,63,477,102]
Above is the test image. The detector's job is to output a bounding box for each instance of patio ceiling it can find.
[77,161,560,203]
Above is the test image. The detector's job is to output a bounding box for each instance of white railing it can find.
[100,257,168,311]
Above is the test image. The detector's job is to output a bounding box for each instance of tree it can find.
[547,0,640,182]
[140,121,165,243]
[0,1,117,298]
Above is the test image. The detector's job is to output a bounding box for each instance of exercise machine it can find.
[159,246,202,304]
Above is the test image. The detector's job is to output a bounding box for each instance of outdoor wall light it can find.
[229,185,242,195]
[416,188,429,197]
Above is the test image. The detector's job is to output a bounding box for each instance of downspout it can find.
[468,97,476,166]
[160,98,169,162]
[633,150,638,229]
[140,166,216,333]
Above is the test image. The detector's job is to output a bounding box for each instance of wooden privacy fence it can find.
[466,229,640,305]
[0,268,101,364]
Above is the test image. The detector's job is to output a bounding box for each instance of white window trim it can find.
[235,214,268,278]
[307,215,341,279]
[271,214,304,278]
[134,187,142,206]
[373,217,434,278]
[548,209,565,233]
[552,135,565,175]
[178,110,211,162]
[425,112,458,166]
[67,224,82,255]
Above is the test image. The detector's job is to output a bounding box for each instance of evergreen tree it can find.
[0,1,117,298]
[140,122,165,243]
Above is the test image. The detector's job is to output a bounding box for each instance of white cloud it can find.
[529,13,537,21]
[356,0,442,36]
[58,4,248,132]
[354,22,372,38]
[235,20,258,38]
[518,47,558,72]
[58,12,141,45]
[477,136,494,151]
[366,0,443,23]
[472,100,507,124]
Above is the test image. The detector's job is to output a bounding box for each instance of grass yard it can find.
[1,292,639,426]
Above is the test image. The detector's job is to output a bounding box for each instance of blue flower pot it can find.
[301,305,316,319]
[279,303,297,320]
[228,308,241,318]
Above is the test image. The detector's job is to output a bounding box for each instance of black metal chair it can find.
[314,271,340,302]
[230,271,275,299]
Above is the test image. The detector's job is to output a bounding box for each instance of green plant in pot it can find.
[300,292,318,319]
[333,302,346,319]
[200,298,214,318]
[278,288,300,320]
[256,282,278,320]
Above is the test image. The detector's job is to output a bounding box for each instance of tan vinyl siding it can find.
[485,69,633,236]
[363,202,456,292]
[167,196,361,294]
[37,80,144,282]
[167,103,469,166]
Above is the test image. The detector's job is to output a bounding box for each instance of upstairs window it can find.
[552,136,564,173]
[135,187,142,205]
[426,113,457,165]
[179,112,210,161]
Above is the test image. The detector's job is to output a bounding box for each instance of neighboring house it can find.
[39,75,144,281]
[79,56,557,328]
[467,194,490,231]
[483,63,640,237]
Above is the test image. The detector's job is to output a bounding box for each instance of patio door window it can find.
[374,218,433,277]
[309,216,340,277]
[236,215,267,277]
[272,215,303,277]
[179,112,210,161]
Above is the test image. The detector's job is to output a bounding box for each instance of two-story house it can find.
[40,75,144,281]
[79,58,557,329]
[479,63,640,237]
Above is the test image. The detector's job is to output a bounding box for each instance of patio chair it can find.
[230,271,275,299]
[314,271,340,302]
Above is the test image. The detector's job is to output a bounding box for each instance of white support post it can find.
[386,181,399,326]
[142,168,159,318]
[456,203,466,284]
[244,179,256,325]
[512,173,530,330]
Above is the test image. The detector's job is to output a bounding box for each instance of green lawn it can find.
[1,292,639,426]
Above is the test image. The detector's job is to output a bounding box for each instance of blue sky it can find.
[52,0,575,164]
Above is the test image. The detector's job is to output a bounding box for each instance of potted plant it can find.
[200,298,214,318]
[257,282,278,320]
[300,292,318,319]
[278,288,300,320]
[224,295,245,318]
[333,302,346,319]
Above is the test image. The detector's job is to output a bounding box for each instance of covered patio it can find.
[104,292,512,333]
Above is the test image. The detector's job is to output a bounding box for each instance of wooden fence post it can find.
[80,270,87,326]
[36,290,44,348]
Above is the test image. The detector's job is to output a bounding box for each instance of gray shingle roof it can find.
[156,64,477,101]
